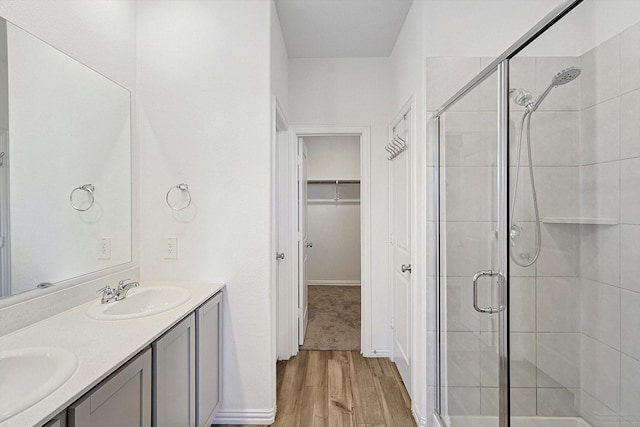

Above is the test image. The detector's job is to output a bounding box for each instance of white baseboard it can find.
[213,407,276,425]
[364,349,390,358]
[412,404,428,427]
[308,280,361,286]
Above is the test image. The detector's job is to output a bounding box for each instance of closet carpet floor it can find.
[300,285,361,351]
[219,350,416,427]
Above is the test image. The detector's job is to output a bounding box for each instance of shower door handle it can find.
[472,270,504,314]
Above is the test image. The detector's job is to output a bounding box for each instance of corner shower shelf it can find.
[542,217,618,225]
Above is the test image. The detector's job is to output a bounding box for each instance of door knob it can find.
[305,242,313,248]
[276,252,285,260]
[401,264,411,273]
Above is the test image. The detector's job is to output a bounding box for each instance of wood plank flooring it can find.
[219,350,416,427]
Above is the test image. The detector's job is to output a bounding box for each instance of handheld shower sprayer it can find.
[510,66,581,112]
[509,66,581,267]
[531,66,581,111]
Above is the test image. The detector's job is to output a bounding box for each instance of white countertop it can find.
[0,281,225,427]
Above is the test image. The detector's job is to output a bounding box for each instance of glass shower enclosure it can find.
[435,0,640,426]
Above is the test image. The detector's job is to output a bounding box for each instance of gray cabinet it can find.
[68,349,152,427]
[153,313,196,427]
[43,411,67,427]
[196,293,223,427]
[54,290,222,427]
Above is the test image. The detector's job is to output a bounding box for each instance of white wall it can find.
[422,0,566,58]
[0,1,136,90]
[307,201,361,283]
[289,57,393,353]
[136,0,275,422]
[271,0,289,114]
[305,135,360,180]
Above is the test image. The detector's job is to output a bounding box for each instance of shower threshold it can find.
[433,415,592,427]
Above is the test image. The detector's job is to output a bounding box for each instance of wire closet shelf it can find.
[307,179,360,204]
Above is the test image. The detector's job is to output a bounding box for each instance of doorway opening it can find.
[299,135,361,351]
[275,126,372,360]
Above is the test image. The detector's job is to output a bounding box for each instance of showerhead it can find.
[551,66,581,86]
[530,65,581,111]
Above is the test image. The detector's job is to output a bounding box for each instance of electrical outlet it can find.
[165,237,178,259]
[97,237,111,260]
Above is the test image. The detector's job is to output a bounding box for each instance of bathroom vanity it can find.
[0,282,224,427]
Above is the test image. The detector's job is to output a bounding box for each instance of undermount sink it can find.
[86,286,191,320]
[0,347,78,422]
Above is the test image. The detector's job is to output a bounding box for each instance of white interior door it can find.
[391,123,411,389]
[275,128,290,358]
[298,138,309,345]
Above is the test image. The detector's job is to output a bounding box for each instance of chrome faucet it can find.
[115,279,139,301]
[96,285,117,304]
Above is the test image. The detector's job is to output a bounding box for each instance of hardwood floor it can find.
[219,350,416,427]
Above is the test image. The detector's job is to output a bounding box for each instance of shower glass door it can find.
[438,66,507,426]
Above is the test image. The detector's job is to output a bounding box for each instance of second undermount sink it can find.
[87,286,192,320]
[0,347,78,422]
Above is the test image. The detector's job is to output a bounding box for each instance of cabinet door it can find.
[153,313,196,427]
[68,348,152,427]
[43,410,66,427]
[196,292,222,427]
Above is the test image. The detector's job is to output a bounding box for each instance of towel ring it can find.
[166,183,191,211]
[70,184,95,211]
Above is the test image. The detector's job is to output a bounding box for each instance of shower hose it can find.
[510,110,542,267]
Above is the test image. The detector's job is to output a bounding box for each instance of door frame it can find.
[297,138,308,345]
[278,125,371,359]
[388,96,415,389]
[272,96,290,365]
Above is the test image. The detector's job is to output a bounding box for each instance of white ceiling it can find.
[274,0,414,58]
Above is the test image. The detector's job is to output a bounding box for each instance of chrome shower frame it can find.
[432,1,583,425]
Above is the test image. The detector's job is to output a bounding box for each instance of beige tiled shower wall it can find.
[428,19,640,422]
[576,20,640,427]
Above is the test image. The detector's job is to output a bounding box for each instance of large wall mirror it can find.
[0,17,132,298]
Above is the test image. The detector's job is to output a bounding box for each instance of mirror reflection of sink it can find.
[86,286,191,320]
[0,347,78,422]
